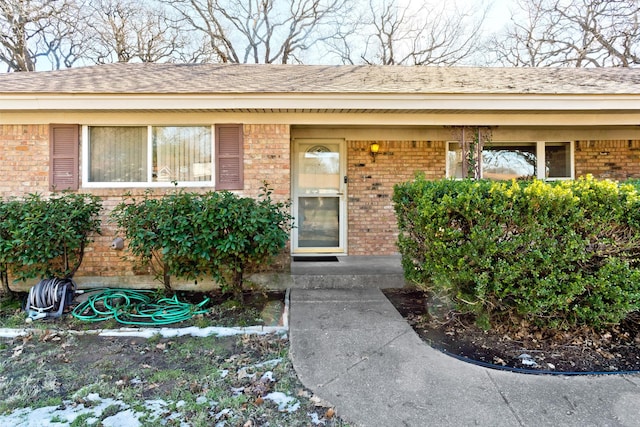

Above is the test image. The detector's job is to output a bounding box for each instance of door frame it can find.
[291,138,347,254]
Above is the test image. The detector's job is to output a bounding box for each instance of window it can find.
[82,124,243,188]
[89,126,147,183]
[545,142,572,178]
[483,143,537,180]
[153,127,212,183]
[447,141,573,180]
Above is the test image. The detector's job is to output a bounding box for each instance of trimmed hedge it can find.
[393,175,640,330]
[111,185,292,299]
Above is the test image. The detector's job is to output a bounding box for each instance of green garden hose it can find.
[72,288,210,326]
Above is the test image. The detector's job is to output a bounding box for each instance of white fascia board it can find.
[1,93,640,112]
[2,111,639,126]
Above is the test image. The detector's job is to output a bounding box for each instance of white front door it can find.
[292,139,347,254]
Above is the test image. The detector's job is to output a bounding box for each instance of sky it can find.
[397,0,514,31]
[3,0,521,71]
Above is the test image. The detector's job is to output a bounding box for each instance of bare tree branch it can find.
[354,0,489,66]
[166,0,350,64]
[85,0,187,64]
[490,0,640,67]
[41,1,92,70]
[0,0,75,71]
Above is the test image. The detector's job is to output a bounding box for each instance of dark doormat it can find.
[292,256,340,262]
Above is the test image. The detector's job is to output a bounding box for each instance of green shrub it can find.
[199,186,292,301]
[393,175,640,330]
[111,184,292,299]
[0,193,102,289]
[110,189,207,293]
[0,199,21,295]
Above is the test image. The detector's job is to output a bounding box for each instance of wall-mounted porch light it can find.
[370,142,380,162]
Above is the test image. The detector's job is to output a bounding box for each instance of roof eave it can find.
[0,92,639,113]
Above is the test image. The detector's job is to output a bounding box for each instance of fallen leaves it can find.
[493,356,506,366]
[11,344,23,358]
[40,330,61,343]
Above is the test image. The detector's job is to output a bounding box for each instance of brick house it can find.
[1,63,640,287]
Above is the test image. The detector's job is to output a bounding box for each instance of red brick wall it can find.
[347,140,446,255]
[0,125,50,196]
[575,140,640,179]
[0,124,291,283]
[242,124,291,200]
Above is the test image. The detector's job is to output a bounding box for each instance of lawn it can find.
[0,292,348,427]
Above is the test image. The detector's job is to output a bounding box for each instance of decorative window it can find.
[82,124,243,189]
[447,141,573,180]
[482,143,537,180]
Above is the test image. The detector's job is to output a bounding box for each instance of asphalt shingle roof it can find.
[0,63,638,95]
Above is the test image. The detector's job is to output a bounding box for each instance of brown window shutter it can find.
[215,124,244,190]
[49,124,79,191]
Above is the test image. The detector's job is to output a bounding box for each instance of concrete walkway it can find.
[289,288,640,427]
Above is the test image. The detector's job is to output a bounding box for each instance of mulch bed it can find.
[383,288,640,373]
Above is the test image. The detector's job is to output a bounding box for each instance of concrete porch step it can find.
[290,255,406,289]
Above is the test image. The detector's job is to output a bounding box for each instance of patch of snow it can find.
[0,394,178,427]
[145,399,170,415]
[215,408,233,420]
[264,392,300,413]
[196,396,208,405]
[518,353,539,367]
[309,412,326,425]
[234,358,281,383]
[261,371,275,382]
[255,358,282,369]
[85,392,101,401]
[102,409,140,427]
[0,395,122,427]
[231,386,245,396]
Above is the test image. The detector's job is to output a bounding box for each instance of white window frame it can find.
[539,141,575,180]
[446,141,575,180]
[82,125,216,188]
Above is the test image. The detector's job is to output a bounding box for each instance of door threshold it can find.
[292,256,340,262]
